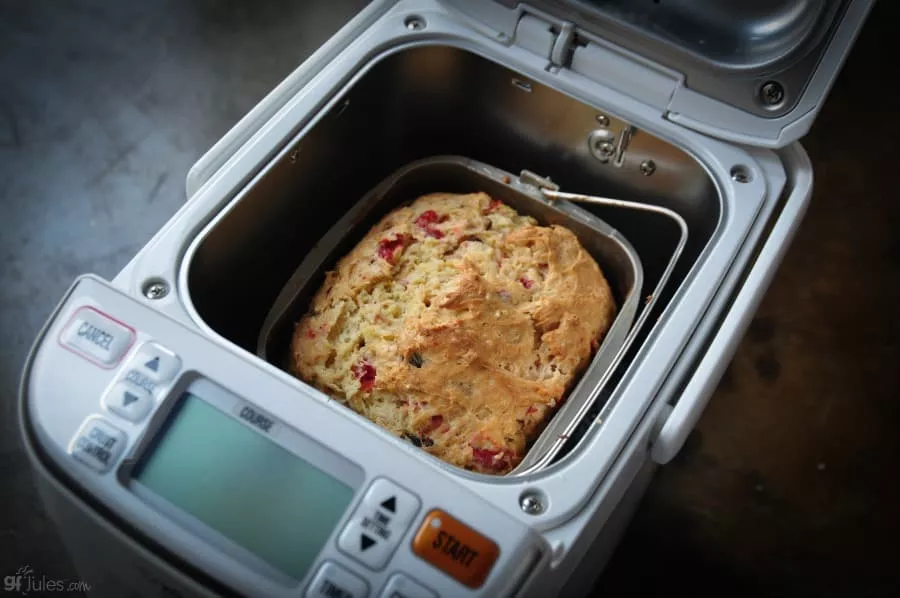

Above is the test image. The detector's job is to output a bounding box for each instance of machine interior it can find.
[186,45,723,448]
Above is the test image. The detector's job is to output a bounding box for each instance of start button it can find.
[411,510,499,589]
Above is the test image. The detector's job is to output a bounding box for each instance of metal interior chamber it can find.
[184,44,723,468]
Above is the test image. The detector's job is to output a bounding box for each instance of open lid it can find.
[449,0,874,147]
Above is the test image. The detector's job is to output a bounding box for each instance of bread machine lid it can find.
[447,0,873,148]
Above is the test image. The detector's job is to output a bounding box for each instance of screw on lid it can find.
[759,81,786,107]
[142,279,170,300]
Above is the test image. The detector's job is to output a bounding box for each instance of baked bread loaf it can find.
[290,192,616,474]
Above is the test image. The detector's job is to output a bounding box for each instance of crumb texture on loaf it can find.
[291,192,616,474]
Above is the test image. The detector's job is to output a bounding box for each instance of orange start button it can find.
[411,510,500,589]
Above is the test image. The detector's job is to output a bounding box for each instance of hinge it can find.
[514,14,577,70]
[511,9,682,112]
[549,21,575,69]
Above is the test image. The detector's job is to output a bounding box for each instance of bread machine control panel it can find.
[23,276,548,598]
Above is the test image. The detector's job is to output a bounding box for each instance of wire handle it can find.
[512,172,691,473]
[539,188,689,294]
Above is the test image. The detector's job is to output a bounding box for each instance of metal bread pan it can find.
[257,156,643,476]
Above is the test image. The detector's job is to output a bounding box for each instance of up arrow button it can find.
[380,496,397,513]
[131,343,181,384]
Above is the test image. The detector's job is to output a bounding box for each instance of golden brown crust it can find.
[290,192,616,474]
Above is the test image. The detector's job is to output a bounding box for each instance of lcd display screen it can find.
[134,393,354,581]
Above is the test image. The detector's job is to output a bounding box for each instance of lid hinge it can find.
[549,21,575,69]
[514,13,577,70]
[511,9,682,114]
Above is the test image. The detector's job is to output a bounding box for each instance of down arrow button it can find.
[104,382,152,423]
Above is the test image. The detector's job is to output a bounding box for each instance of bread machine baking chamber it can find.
[18,1,872,597]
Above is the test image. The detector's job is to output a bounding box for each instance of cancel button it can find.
[61,306,134,367]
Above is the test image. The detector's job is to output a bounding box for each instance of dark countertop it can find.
[599,3,900,594]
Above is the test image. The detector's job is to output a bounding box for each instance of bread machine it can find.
[18,1,872,596]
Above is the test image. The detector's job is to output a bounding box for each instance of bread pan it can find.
[257,155,643,476]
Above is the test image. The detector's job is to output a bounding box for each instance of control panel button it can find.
[338,519,394,571]
[122,368,159,396]
[104,382,153,423]
[412,510,499,589]
[60,306,134,367]
[379,573,437,598]
[361,479,419,531]
[131,343,181,384]
[338,479,420,570]
[69,417,127,473]
[305,561,368,598]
